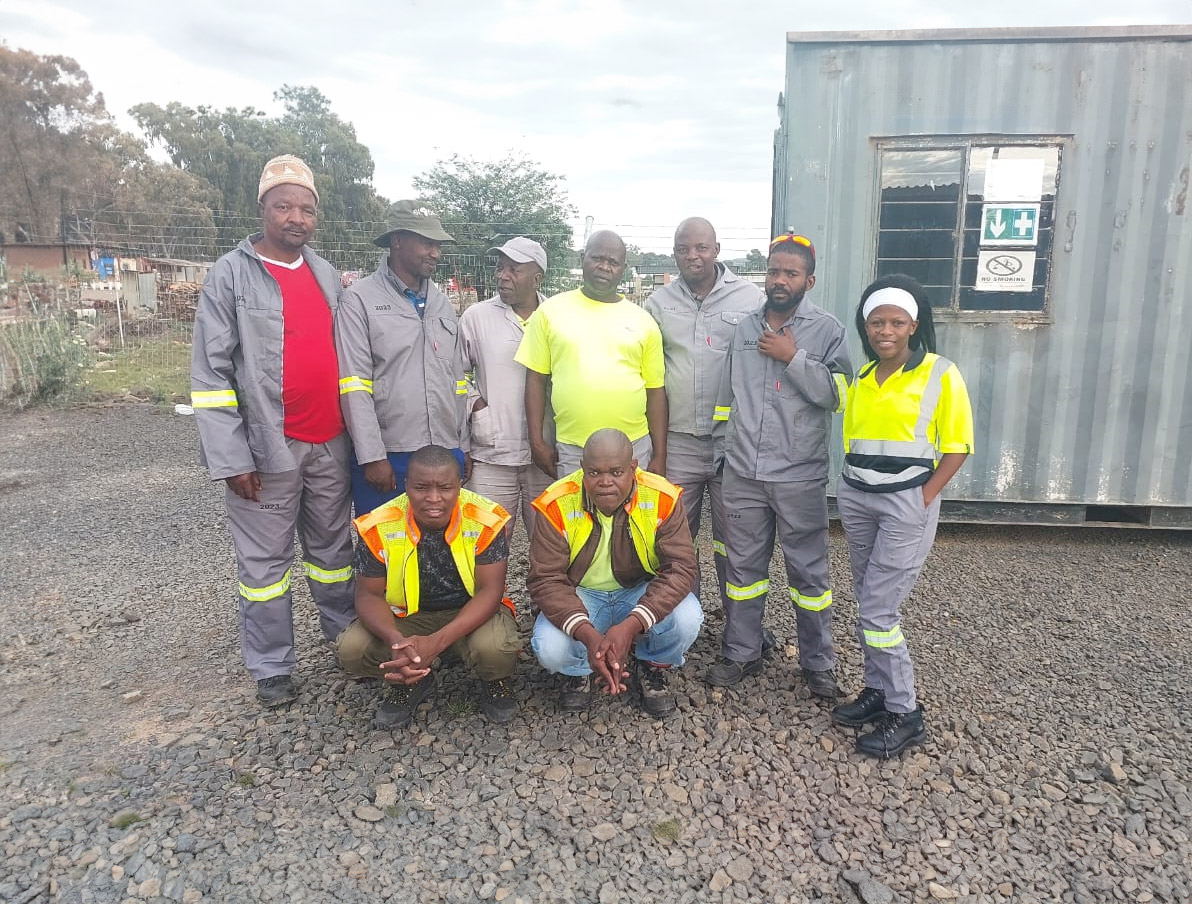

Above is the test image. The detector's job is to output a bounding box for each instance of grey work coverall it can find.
[644,264,763,609]
[459,293,553,538]
[335,261,468,466]
[713,301,852,667]
[191,235,356,680]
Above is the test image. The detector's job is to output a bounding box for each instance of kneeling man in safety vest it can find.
[529,428,704,718]
[337,445,522,727]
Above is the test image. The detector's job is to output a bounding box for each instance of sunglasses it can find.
[769,234,815,259]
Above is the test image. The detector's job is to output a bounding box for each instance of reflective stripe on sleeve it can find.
[712,539,727,557]
[792,588,833,611]
[239,569,291,602]
[726,579,769,601]
[303,563,353,584]
[339,376,374,395]
[863,625,906,648]
[191,389,238,408]
[712,405,731,422]
[833,373,849,413]
[455,380,468,396]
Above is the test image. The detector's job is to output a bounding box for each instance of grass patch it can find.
[444,698,477,717]
[235,772,257,788]
[652,818,681,843]
[84,333,190,403]
[111,812,142,830]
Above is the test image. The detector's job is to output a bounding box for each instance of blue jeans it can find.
[350,448,466,515]
[532,583,704,675]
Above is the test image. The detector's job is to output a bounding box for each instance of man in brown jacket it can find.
[528,428,704,718]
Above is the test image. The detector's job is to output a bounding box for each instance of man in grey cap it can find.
[191,154,356,708]
[460,237,554,538]
[336,200,469,513]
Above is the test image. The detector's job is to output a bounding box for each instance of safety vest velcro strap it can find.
[792,588,833,611]
[192,389,238,408]
[833,373,849,414]
[303,562,353,584]
[239,569,291,602]
[712,405,731,422]
[726,579,769,601]
[712,539,726,557]
[455,380,468,396]
[339,376,374,395]
[850,438,937,459]
[864,626,906,648]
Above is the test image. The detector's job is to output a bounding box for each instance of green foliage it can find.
[111,812,142,830]
[235,772,257,788]
[0,313,91,408]
[413,153,575,296]
[131,85,387,264]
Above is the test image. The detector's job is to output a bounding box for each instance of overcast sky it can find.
[3,0,1189,255]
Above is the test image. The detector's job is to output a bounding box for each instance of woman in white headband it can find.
[830,274,975,758]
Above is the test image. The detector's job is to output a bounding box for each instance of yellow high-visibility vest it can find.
[354,489,511,616]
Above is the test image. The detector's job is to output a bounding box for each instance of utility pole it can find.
[60,190,69,267]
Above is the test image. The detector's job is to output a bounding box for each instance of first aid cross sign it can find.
[981,204,1040,246]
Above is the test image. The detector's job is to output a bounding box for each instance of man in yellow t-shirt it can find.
[515,230,667,479]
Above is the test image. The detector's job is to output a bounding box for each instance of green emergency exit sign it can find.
[981,204,1040,246]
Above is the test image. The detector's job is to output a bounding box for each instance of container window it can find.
[876,141,1063,314]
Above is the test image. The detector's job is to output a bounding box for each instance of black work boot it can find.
[802,668,842,699]
[374,673,436,730]
[256,675,297,708]
[856,706,927,758]
[705,656,764,688]
[760,628,778,659]
[559,674,593,712]
[636,661,677,719]
[831,687,887,727]
[478,677,518,725]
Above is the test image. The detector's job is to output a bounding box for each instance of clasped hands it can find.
[575,618,643,696]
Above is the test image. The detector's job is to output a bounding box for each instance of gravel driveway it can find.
[1,405,1190,904]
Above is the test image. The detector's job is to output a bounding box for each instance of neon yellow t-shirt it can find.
[580,510,621,591]
[514,289,665,446]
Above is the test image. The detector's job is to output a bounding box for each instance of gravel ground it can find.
[1,405,1190,904]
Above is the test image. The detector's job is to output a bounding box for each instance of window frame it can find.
[870,134,1071,324]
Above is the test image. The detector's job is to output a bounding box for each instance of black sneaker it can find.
[478,678,518,724]
[831,687,887,727]
[802,668,842,699]
[705,656,764,688]
[856,706,927,758]
[256,675,296,708]
[374,673,436,730]
[636,662,676,719]
[559,674,593,712]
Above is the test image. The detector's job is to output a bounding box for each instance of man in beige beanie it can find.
[191,153,356,708]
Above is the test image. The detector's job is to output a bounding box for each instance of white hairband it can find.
[863,287,919,321]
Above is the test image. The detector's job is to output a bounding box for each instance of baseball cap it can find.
[488,236,547,271]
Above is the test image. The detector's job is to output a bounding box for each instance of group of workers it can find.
[192,154,974,759]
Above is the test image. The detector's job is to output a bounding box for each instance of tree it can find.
[0,47,220,261]
[131,87,387,265]
[412,153,575,296]
[0,46,126,243]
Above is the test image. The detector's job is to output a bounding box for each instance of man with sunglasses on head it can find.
[644,217,764,628]
[708,234,852,699]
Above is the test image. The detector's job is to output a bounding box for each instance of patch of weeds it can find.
[66,780,78,797]
[235,772,257,788]
[111,812,142,830]
[652,818,681,843]
[445,698,477,717]
[0,761,13,773]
